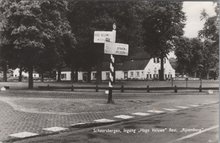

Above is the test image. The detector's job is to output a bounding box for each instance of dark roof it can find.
[61,67,71,72]
[61,48,151,72]
[102,59,150,71]
[61,59,150,72]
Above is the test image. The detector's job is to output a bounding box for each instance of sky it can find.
[183,1,216,38]
[168,1,216,58]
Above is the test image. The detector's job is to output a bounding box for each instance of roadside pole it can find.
[108,24,116,103]
[94,23,128,104]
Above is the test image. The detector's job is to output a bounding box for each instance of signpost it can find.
[104,42,129,56]
[94,23,129,104]
[94,31,113,43]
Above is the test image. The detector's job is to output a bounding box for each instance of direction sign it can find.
[104,42,129,56]
[94,31,113,43]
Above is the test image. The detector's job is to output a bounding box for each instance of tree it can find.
[36,0,76,82]
[1,0,75,88]
[1,1,45,88]
[175,37,204,77]
[199,3,219,79]
[67,1,145,83]
[142,2,185,80]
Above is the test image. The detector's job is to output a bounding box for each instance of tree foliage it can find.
[198,3,219,79]
[0,0,76,88]
[142,2,185,80]
[175,37,204,76]
[67,1,145,66]
[67,1,146,82]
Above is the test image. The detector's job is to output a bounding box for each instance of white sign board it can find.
[104,42,129,56]
[94,31,113,43]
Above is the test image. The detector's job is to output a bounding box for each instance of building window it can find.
[93,73,97,79]
[137,72,139,77]
[106,72,110,80]
[157,58,160,63]
[61,73,66,79]
[147,73,151,79]
[130,72,133,77]
[154,58,156,63]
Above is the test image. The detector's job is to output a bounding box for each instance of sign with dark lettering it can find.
[104,42,129,56]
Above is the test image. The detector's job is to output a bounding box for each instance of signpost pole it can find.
[94,23,128,104]
[107,23,116,104]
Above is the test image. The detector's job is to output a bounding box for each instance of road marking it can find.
[94,118,115,123]
[9,132,38,138]
[189,104,199,107]
[43,127,68,132]
[114,115,134,119]
[147,110,165,114]
[71,122,87,126]
[173,125,218,142]
[163,108,178,112]
[175,106,189,109]
[208,90,214,94]
[132,112,151,116]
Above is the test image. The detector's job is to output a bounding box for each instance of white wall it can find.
[128,70,145,79]
[102,71,109,80]
[13,68,40,78]
[115,71,124,80]
[60,71,71,81]
[58,58,175,81]
[144,58,175,79]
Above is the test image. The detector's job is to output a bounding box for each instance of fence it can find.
[38,85,219,93]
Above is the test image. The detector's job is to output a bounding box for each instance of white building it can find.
[13,68,40,78]
[59,57,175,81]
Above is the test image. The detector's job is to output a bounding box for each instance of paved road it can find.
[15,103,219,143]
[0,90,218,142]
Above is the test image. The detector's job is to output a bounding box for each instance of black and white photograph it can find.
[0,0,219,142]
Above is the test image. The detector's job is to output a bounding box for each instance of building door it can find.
[83,73,88,82]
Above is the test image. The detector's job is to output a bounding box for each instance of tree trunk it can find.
[28,66,33,89]
[206,71,210,79]
[87,70,91,83]
[74,69,78,82]
[2,62,7,82]
[159,56,164,81]
[96,63,102,84]
[71,67,74,82]
[18,67,22,82]
[57,68,61,82]
[194,72,197,78]
[41,73,44,82]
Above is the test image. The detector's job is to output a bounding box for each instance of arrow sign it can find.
[104,42,129,56]
[94,31,113,43]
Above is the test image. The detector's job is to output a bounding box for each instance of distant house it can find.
[59,58,175,81]
[13,68,40,78]
[58,48,175,81]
